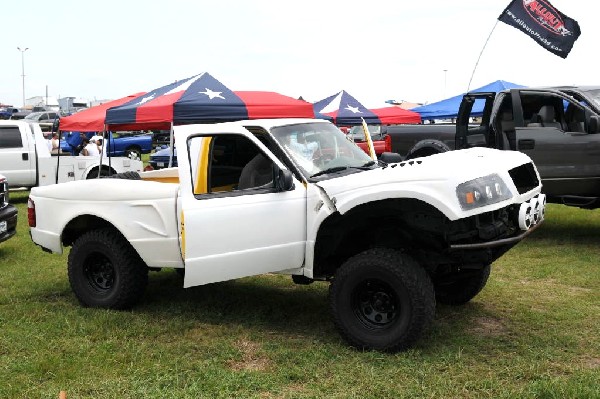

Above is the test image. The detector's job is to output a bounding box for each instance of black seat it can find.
[237,154,273,190]
[537,105,562,129]
[499,110,516,150]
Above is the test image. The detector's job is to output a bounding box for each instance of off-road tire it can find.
[329,248,435,352]
[405,139,451,160]
[108,171,141,180]
[68,228,148,309]
[435,264,491,306]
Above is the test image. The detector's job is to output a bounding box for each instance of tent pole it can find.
[467,20,499,92]
[168,122,174,168]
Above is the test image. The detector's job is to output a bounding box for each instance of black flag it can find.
[498,0,580,59]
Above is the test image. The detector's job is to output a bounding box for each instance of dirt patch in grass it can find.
[467,316,508,337]
[582,357,600,369]
[227,338,270,372]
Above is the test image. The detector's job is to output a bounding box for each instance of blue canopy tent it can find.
[411,80,525,121]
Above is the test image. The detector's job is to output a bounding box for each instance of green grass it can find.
[1,190,599,398]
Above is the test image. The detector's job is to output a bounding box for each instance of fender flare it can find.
[405,139,451,160]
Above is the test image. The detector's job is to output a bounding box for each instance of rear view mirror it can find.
[379,152,403,163]
[275,167,295,191]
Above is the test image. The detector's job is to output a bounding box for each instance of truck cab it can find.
[458,88,600,209]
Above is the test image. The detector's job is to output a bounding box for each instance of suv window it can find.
[0,127,23,148]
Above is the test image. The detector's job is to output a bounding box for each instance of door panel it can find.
[182,133,307,287]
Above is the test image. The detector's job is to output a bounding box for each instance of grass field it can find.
[1,190,598,398]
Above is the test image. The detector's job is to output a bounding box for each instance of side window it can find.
[0,127,24,148]
[188,134,275,197]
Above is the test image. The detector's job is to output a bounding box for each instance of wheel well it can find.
[86,165,117,179]
[313,198,449,279]
[61,214,118,247]
[126,145,141,153]
[405,139,451,160]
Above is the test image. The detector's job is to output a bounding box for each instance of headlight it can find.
[456,173,513,210]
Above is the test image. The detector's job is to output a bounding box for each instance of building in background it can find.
[58,97,89,114]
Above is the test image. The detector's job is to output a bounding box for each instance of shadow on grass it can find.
[138,270,336,341]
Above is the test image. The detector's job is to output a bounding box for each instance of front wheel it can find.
[329,248,435,352]
[68,228,148,309]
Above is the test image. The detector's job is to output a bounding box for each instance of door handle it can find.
[22,153,28,161]
[518,139,535,150]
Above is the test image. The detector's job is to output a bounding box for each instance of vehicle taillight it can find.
[384,134,392,153]
[27,198,36,227]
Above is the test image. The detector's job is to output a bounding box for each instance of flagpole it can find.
[467,20,500,92]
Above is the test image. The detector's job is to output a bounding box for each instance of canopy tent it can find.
[411,80,525,121]
[313,90,421,125]
[58,93,146,132]
[105,72,316,130]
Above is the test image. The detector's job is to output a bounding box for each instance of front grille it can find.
[0,180,7,208]
[509,162,539,194]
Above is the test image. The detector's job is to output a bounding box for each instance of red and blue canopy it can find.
[313,90,420,125]
[105,72,316,130]
[58,92,146,132]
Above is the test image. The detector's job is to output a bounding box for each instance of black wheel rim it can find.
[351,279,399,329]
[83,253,115,294]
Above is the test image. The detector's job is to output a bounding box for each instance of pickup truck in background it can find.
[28,118,545,352]
[60,131,153,159]
[0,174,17,243]
[0,107,20,120]
[384,87,600,210]
[346,125,392,157]
[0,120,143,188]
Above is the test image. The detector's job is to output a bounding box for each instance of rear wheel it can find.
[434,264,491,305]
[68,228,148,309]
[329,248,435,352]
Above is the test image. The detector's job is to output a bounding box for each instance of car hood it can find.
[315,147,539,220]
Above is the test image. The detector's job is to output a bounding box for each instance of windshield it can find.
[24,112,41,120]
[580,88,600,109]
[271,122,375,178]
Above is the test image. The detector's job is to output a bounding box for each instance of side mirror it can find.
[275,167,295,191]
[379,152,403,163]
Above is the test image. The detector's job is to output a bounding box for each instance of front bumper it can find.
[450,194,546,250]
[0,204,18,243]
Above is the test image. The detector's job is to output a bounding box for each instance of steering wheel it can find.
[313,152,334,167]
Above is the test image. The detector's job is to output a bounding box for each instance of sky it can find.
[0,0,596,109]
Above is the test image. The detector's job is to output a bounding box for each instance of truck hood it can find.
[315,147,539,219]
[30,178,179,201]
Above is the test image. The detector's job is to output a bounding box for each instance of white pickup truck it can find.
[0,120,143,188]
[28,118,545,352]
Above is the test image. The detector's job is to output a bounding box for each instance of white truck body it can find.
[0,120,143,188]
[28,118,545,351]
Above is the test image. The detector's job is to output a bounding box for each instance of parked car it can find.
[149,145,177,169]
[24,111,60,124]
[0,174,18,244]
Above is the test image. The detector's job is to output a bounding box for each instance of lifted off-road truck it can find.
[28,118,545,351]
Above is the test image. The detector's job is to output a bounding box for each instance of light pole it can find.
[17,47,29,107]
